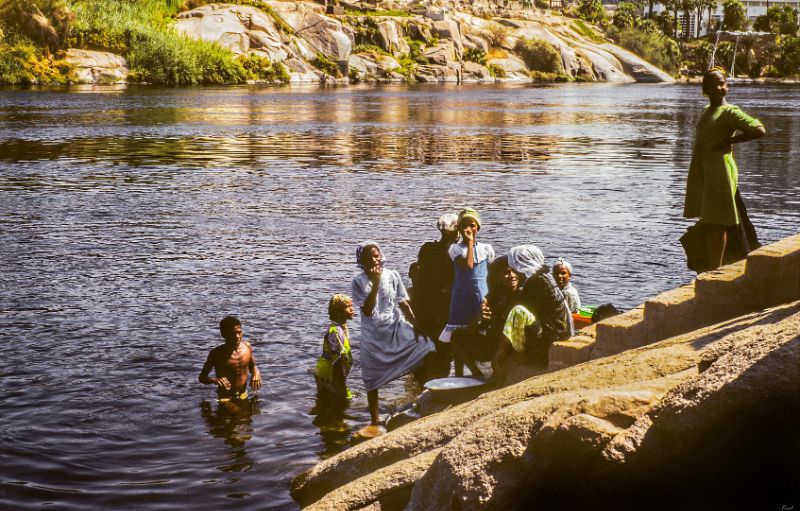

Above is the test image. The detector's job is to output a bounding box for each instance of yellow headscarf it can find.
[458,207,481,230]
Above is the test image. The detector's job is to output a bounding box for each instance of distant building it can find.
[652,0,798,36]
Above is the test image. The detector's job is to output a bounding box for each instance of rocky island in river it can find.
[4,0,674,85]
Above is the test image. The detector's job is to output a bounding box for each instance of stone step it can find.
[548,234,800,372]
[642,283,698,341]
[744,233,800,305]
[590,305,647,358]
[549,325,596,371]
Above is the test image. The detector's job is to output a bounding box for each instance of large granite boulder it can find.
[601,43,675,82]
[461,61,494,83]
[175,3,287,61]
[283,57,322,83]
[64,49,128,84]
[376,19,410,56]
[432,18,463,57]
[291,302,800,510]
[265,0,352,62]
[422,42,458,67]
[414,64,460,83]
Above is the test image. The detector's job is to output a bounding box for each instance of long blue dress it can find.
[440,241,494,341]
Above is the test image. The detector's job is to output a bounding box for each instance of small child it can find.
[315,294,355,401]
[440,208,495,375]
[553,257,581,313]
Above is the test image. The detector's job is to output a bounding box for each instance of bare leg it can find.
[367,389,380,425]
[706,224,728,270]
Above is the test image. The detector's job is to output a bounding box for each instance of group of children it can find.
[197,208,587,429]
[313,207,584,428]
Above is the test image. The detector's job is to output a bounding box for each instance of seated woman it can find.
[450,256,523,380]
[352,242,437,426]
[494,245,573,381]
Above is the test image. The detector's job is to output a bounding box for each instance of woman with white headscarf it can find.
[352,242,436,427]
[493,245,572,381]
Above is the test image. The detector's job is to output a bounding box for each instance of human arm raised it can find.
[361,266,381,317]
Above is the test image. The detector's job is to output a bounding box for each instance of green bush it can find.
[613,27,680,73]
[487,63,506,78]
[463,46,487,65]
[238,53,289,83]
[528,70,571,82]
[571,20,604,42]
[0,41,71,84]
[576,0,607,24]
[777,36,800,76]
[353,43,391,57]
[753,5,799,35]
[312,51,341,77]
[722,0,748,31]
[67,0,252,85]
[515,38,564,73]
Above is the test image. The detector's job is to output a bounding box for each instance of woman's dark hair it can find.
[702,67,726,94]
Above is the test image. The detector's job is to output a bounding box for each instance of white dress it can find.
[352,269,436,392]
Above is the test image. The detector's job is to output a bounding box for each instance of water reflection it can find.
[310,392,355,459]
[199,398,261,455]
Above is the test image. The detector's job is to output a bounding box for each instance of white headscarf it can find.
[436,213,458,233]
[355,241,385,270]
[507,244,544,278]
[553,257,573,274]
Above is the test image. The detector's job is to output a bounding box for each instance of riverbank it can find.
[291,233,800,510]
[1,0,673,86]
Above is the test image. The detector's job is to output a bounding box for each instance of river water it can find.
[1,82,798,510]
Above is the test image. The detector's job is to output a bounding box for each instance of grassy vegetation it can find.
[571,20,605,42]
[463,47,487,65]
[312,51,341,78]
[515,38,564,74]
[344,8,411,17]
[1,0,296,85]
[610,26,681,73]
[487,63,506,78]
[353,44,391,57]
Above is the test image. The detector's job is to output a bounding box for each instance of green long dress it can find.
[684,104,763,226]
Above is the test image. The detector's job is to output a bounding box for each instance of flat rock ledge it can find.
[292,301,800,510]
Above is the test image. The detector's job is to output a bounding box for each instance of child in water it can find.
[315,294,355,401]
[552,257,581,313]
[199,316,262,401]
[440,208,495,376]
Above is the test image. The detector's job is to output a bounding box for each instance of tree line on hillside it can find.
[1,0,797,85]
[565,0,799,77]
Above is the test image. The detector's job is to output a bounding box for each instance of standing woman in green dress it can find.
[684,68,766,270]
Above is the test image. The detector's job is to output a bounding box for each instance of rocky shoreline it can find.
[61,0,673,86]
[291,234,800,510]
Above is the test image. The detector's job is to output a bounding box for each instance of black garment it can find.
[456,288,522,362]
[519,266,572,363]
[680,190,761,272]
[414,240,454,338]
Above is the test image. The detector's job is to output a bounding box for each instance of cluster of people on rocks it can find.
[315,207,593,428]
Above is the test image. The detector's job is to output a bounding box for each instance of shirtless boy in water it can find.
[199,316,262,400]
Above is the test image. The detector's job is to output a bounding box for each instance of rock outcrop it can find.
[167,1,673,85]
[63,49,128,84]
[292,301,800,509]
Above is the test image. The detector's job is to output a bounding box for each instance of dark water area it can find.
[0,82,798,510]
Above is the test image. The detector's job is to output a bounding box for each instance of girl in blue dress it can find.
[439,208,495,375]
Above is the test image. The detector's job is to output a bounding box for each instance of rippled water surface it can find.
[1,83,798,510]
